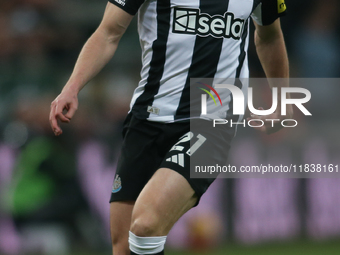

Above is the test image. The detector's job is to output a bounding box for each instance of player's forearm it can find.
[255,26,292,116]
[62,28,120,94]
[255,29,289,79]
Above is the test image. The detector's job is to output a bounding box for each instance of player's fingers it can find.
[54,100,70,123]
[246,117,266,132]
[249,107,266,119]
[49,103,62,135]
[56,112,71,123]
[64,103,78,120]
[249,114,265,121]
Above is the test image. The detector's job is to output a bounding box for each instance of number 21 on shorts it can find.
[170,132,207,156]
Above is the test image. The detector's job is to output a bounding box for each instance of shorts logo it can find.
[166,154,185,167]
[114,0,125,6]
[173,7,245,39]
[112,175,122,193]
[277,0,286,14]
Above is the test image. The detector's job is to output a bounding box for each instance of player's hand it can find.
[49,89,78,136]
[247,106,293,135]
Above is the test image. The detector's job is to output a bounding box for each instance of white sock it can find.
[129,231,167,254]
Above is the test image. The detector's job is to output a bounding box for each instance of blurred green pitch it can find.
[70,239,340,255]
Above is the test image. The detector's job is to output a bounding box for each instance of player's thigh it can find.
[130,168,198,237]
[110,201,135,250]
[110,114,167,203]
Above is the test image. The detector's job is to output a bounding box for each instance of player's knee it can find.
[130,216,159,237]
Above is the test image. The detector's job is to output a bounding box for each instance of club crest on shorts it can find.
[112,175,122,193]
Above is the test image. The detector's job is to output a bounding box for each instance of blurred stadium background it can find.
[1,0,340,254]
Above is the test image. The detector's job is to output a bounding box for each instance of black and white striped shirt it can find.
[109,0,286,122]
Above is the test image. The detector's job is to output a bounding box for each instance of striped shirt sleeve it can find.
[251,0,287,26]
[108,0,145,15]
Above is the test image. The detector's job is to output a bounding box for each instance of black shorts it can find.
[109,113,234,205]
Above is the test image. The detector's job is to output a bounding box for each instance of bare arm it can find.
[249,19,292,134]
[49,3,133,136]
[254,19,289,79]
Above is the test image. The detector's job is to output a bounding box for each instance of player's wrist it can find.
[62,80,82,95]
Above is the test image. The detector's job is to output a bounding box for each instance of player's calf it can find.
[110,201,134,255]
